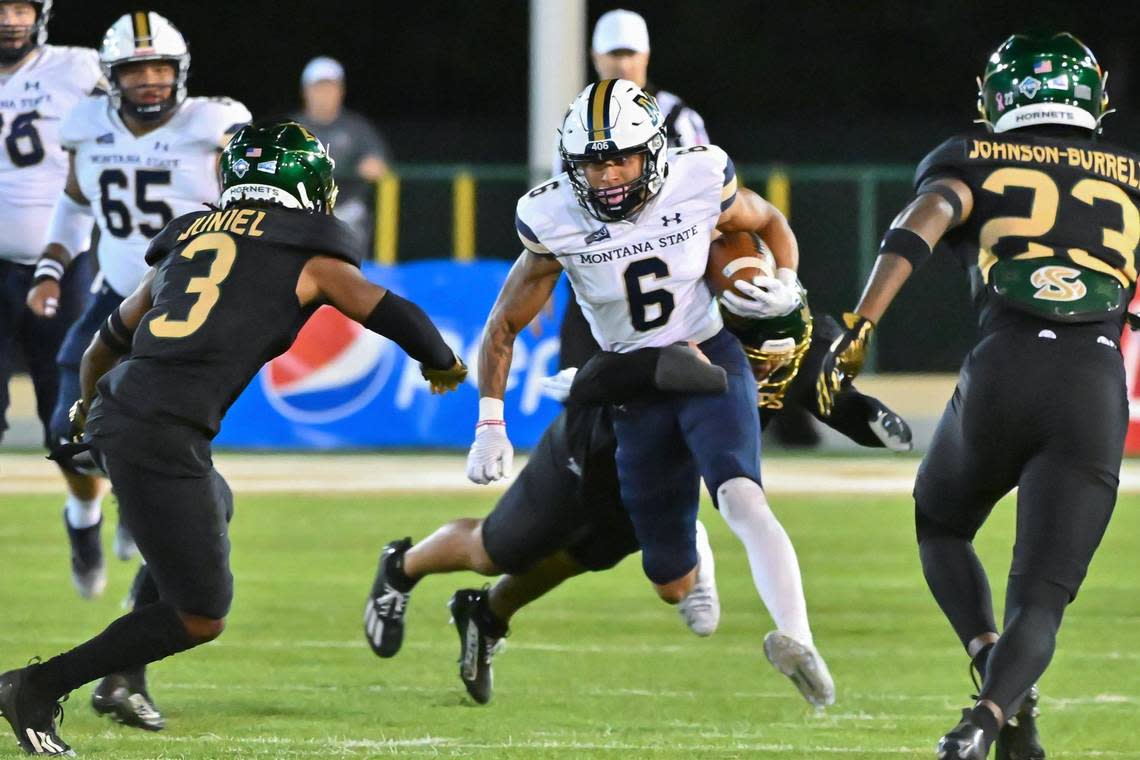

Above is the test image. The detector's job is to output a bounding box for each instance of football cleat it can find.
[448,588,505,705]
[938,709,990,760]
[363,538,413,658]
[996,686,1046,760]
[0,667,74,756]
[868,399,913,452]
[112,520,138,562]
[677,520,719,636]
[64,512,105,599]
[763,631,836,708]
[91,672,164,732]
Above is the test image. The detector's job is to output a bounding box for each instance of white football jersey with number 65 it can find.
[62,94,250,296]
[515,144,739,352]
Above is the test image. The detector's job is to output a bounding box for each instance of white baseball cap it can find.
[301,56,344,86]
[592,9,650,54]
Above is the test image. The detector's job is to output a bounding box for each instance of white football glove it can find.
[541,367,578,403]
[720,268,801,319]
[466,422,514,484]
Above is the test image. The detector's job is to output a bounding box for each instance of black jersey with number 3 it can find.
[87,206,360,474]
[915,131,1140,333]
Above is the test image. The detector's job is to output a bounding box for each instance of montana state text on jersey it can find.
[515,145,737,352]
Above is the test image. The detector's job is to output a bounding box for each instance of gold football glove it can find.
[816,312,874,418]
[67,399,88,443]
[421,355,468,394]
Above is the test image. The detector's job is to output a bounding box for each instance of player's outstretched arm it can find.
[815,177,973,417]
[467,250,562,484]
[297,256,466,392]
[715,188,801,319]
[77,269,156,424]
[27,154,94,317]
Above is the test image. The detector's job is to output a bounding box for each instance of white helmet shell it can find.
[559,79,668,220]
[100,11,190,120]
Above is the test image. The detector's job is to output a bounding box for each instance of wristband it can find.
[478,397,504,423]
[33,258,65,285]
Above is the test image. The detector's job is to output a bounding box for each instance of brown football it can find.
[705,231,776,297]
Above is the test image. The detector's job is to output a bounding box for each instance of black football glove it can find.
[816,312,874,417]
[421,354,468,394]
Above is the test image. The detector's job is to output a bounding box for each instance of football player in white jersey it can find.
[467,79,834,707]
[0,0,100,452]
[22,10,248,729]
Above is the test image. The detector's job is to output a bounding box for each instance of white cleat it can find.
[678,520,720,636]
[763,630,836,708]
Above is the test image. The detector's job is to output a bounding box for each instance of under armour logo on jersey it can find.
[153,141,170,152]
[661,212,682,226]
[96,133,114,144]
[24,80,39,91]
[585,226,611,244]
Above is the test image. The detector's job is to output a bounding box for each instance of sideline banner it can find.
[215,260,567,449]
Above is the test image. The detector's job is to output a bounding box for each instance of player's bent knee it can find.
[715,477,770,523]
[179,612,226,644]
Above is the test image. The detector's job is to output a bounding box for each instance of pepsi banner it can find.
[215,260,568,449]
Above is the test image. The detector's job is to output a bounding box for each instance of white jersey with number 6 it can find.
[61,94,250,295]
[515,144,738,352]
[0,46,102,264]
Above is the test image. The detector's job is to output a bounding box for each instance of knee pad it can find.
[715,477,771,526]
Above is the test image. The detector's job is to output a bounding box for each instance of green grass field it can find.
[2,487,1139,758]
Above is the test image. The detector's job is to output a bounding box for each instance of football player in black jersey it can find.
[363,289,912,705]
[0,120,467,756]
[816,34,1135,760]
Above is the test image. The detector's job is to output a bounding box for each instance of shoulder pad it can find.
[59,95,112,150]
[667,144,735,208]
[145,211,207,265]
[515,176,568,255]
[914,136,973,189]
[182,97,253,147]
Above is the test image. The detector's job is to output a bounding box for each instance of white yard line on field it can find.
[7,452,1140,495]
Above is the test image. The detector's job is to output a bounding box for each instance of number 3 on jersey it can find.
[624,257,675,331]
[149,233,236,339]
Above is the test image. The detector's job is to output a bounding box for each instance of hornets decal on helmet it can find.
[219,120,338,214]
[977,32,1110,134]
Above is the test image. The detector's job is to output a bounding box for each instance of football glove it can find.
[720,270,802,319]
[816,312,874,418]
[67,399,88,443]
[541,367,578,403]
[421,354,468,394]
[466,422,513,484]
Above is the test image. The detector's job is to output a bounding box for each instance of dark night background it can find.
[44,1,1140,370]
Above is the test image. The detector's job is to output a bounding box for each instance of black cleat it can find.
[937,709,991,760]
[868,399,913,452]
[91,672,164,732]
[363,538,413,658]
[448,588,505,705]
[64,512,105,600]
[995,686,1045,760]
[0,667,74,756]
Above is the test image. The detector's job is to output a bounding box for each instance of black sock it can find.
[474,598,509,639]
[27,602,194,700]
[386,552,418,593]
[968,704,1000,745]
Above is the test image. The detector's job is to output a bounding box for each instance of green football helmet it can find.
[219,120,338,213]
[721,285,813,410]
[977,33,1110,134]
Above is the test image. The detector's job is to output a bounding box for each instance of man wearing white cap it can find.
[292,56,390,255]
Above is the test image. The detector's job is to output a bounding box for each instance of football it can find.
[705,231,777,298]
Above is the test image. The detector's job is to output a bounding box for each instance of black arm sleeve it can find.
[363,291,454,369]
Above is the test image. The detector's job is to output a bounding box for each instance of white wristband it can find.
[478,396,504,422]
[44,193,94,260]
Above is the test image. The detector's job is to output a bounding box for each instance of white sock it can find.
[65,493,103,529]
[716,477,813,646]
